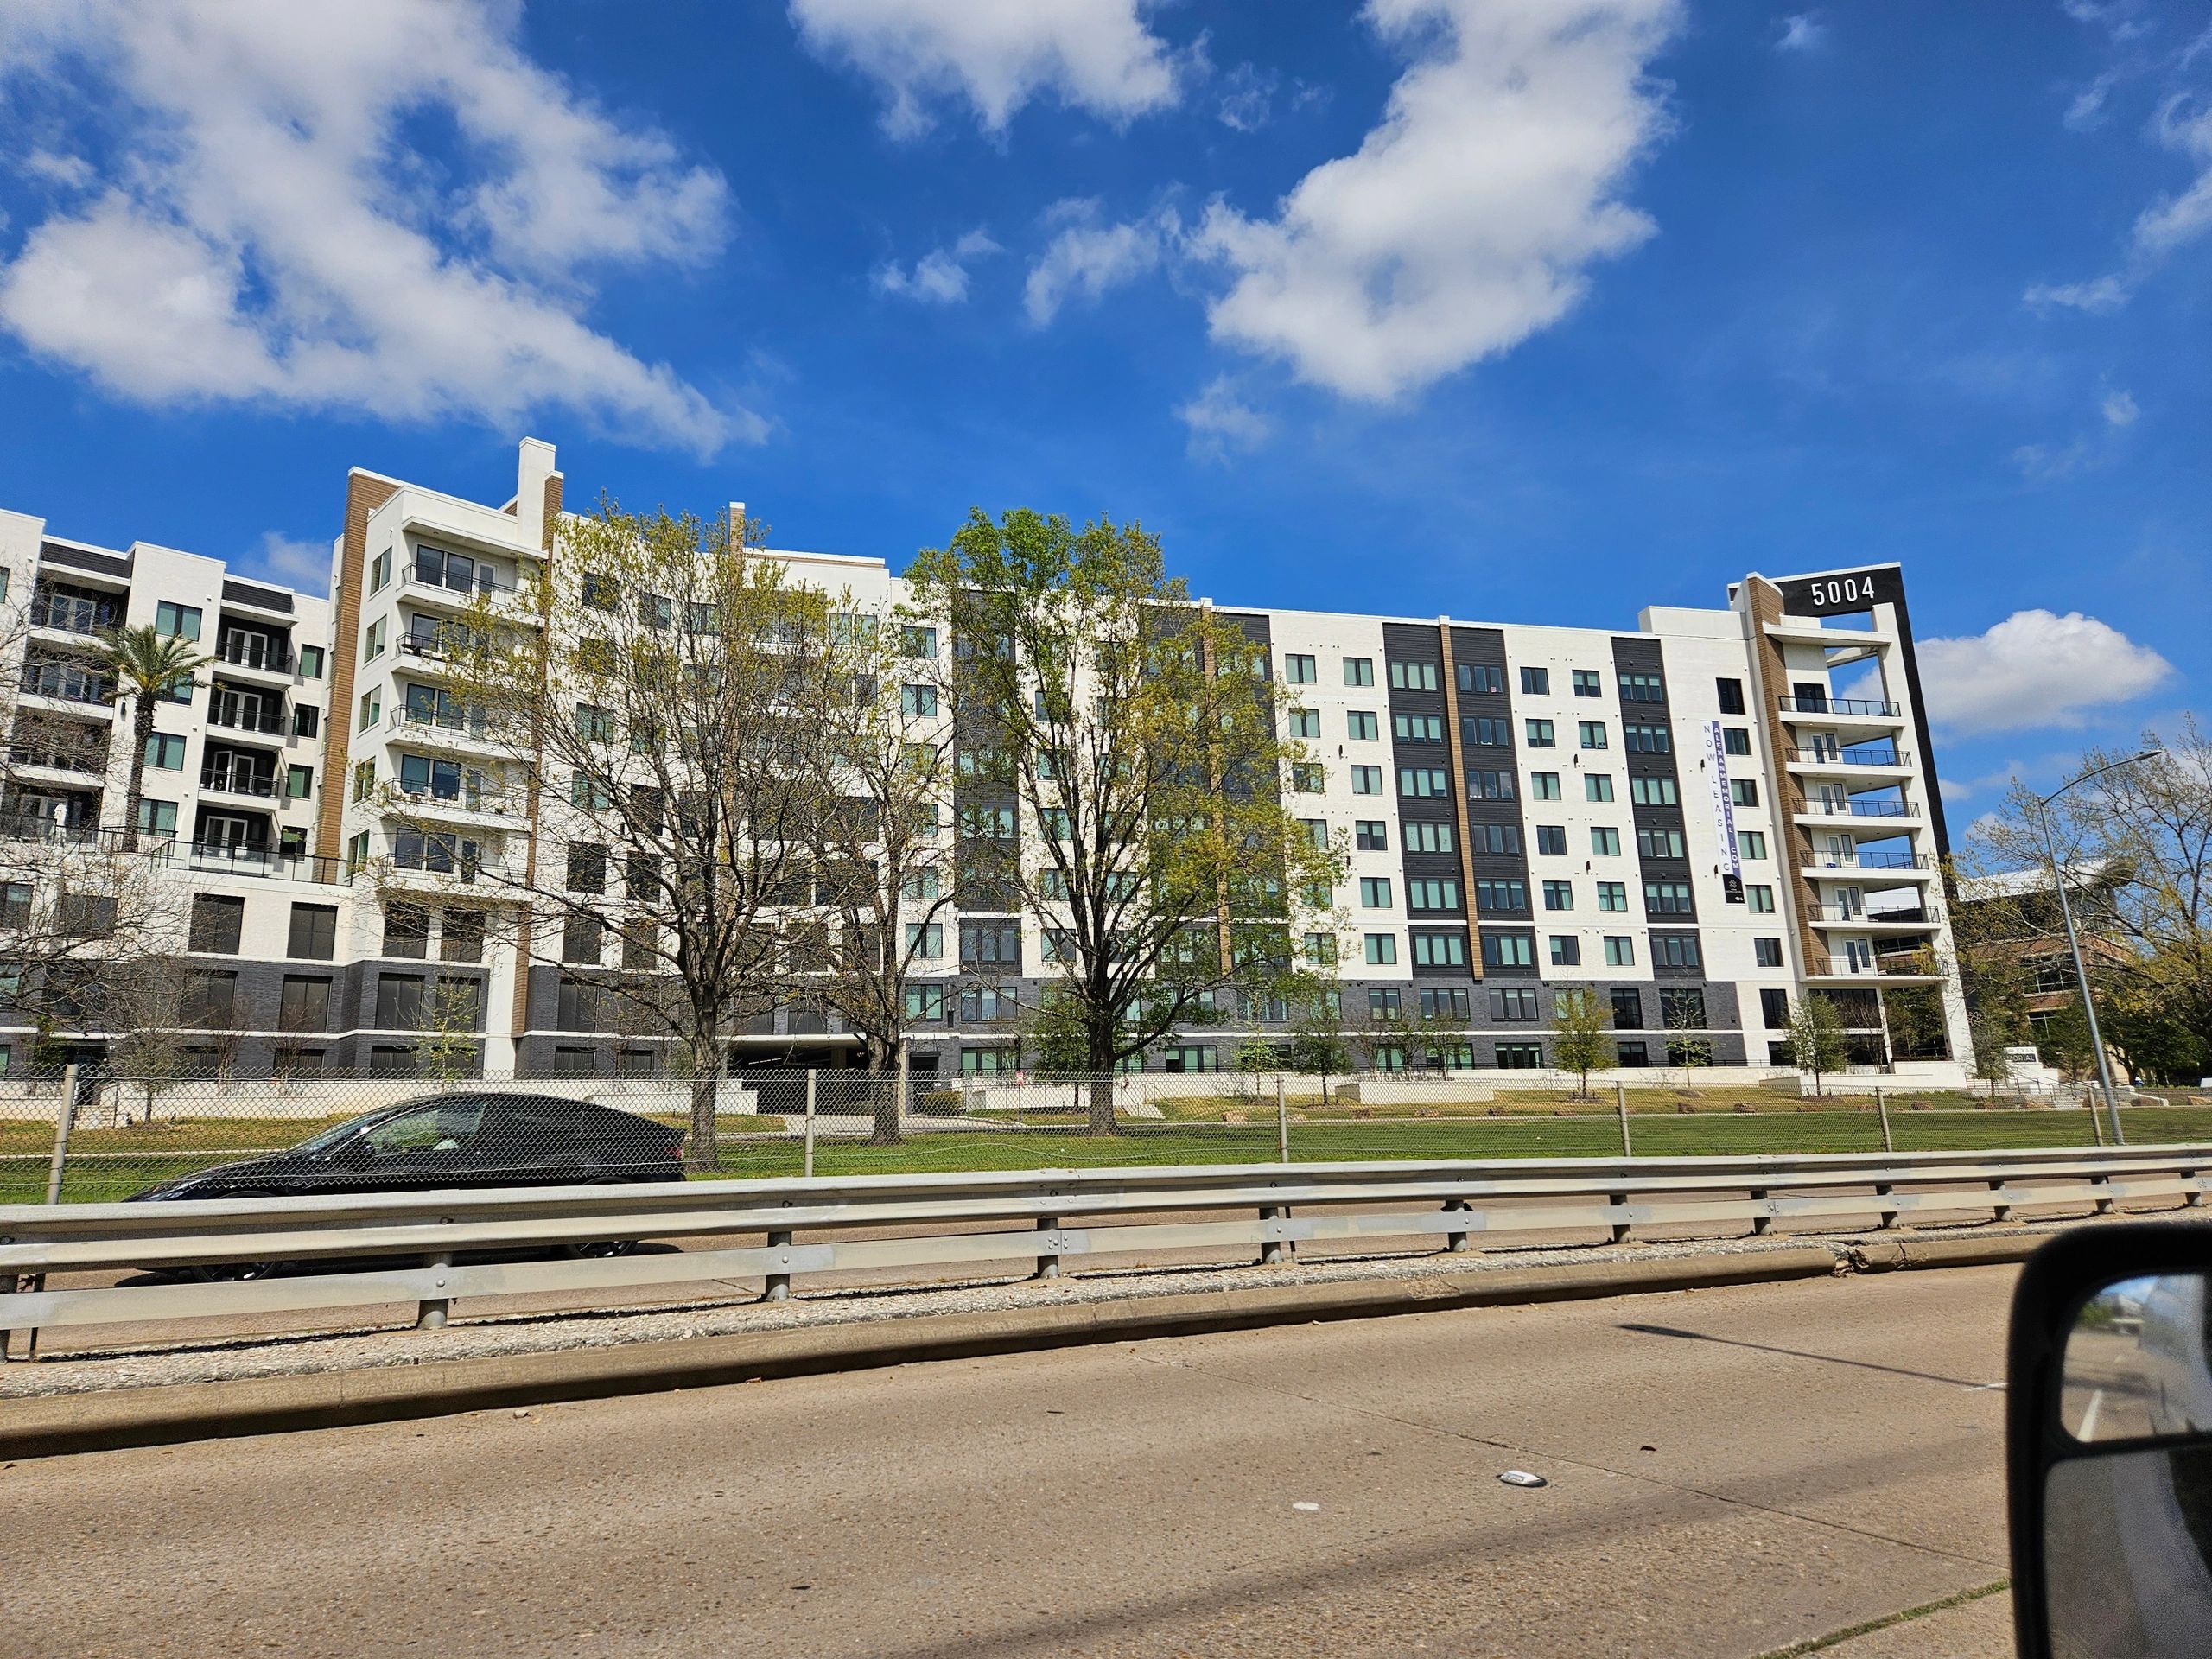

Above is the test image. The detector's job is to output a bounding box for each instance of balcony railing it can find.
[387,706,504,743]
[214,633,293,674]
[183,841,345,884]
[1809,905,1930,925]
[390,785,523,817]
[1807,850,1932,871]
[1808,955,1941,978]
[7,743,105,775]
[404,564,516,601]
[207,705,288,737]
[200,770,279,798]
[1786,747,1908,767]
[1777,696,1903,718]
[19,664,110,704]
[0,810,99,844]
[1800,799,1918,818]
[399,626,486,662]
[29,594,118,634]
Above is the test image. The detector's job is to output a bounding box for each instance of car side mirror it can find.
[2008,1222,2212,1657]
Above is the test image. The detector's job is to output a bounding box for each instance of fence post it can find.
[1276,1077,1290,1164]
[896,1044,909,1128]
[43,1065,79,1205]
[804,1070,817,1180]
[416,1251,452,1330]
[1875,1087,1894,1155]
[1614,1082,1631,1158]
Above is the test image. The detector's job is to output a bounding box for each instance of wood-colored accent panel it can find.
[314,474,397,861]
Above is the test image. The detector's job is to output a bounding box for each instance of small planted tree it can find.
[1786,992,1848,1096]
[1968,1013,2015,1100]
[1549,988,1613,1100]
[1664,998,1715,1093]
[414,978,485,1084]
[1283,985,1352,1104]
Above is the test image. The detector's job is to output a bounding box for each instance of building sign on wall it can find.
[1776,566,1902,618]
[1707,720,1744,902]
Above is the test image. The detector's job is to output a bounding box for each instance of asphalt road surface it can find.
[0,1265,2021,1659]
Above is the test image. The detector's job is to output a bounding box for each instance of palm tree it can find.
[98,625,213,851]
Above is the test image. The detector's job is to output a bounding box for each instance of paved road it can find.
[0,1266,2020,1659]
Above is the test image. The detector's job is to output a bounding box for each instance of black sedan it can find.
[129,1091,684,1202]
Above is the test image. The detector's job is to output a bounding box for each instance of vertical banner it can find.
[1707,720,1743,901]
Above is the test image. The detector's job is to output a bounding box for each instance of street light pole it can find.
[2035,750,2162,1147]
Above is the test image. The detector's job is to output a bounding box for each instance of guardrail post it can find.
[764,1230,794,1301]
[1444,1198,1470,1253]
[2186,1169,2206,1209]
[416,1252,453,1329]
[1990,1178,2012,1223]
[803,1071,817,1180]
[2092,1177,2115,1217]
[1609,1192,1630,1244]
[1259,1205,1285,1265]
[43,1064,79,1205]
[1874,1088,1893,1155]
[1615,1083,1631,1157]
[1875,1182,1899,1230]
[1749,1189,1771,1236]
[1276,1077,1290,1164]
[1034,1217,1060,1280]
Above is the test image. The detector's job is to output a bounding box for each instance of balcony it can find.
[181,841,345,885]
[385,705,508,756]
[213,632,294,680]
[1804,954,1946,982]
[384,785,526,827]
[401,563,520,615]
[1784,746,1909,769]
[1806,906,1934,929]
[29,594,119,636]
[199,767,281,802]
[397,626,488,678]
[1796,799,1918,819]
[207,702,289,745]
[19,663,112,713]
[0,810,99,844]
[7,740,107,779]
[1777,696,1900,717]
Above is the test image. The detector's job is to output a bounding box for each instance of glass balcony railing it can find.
[1801,799,1919,818]
[1785,747,1909,767]
[1777,696,1903,717]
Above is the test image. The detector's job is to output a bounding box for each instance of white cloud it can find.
[1918,609,2173,734]
[1776,14,1826,52]
[1190,0,1681,401]
[1177,376,1272,461]
[0,0,743,456]
[1024,201,1178,325]
[2012,385,2140,477]
[2101,387,2139,425]
[875,228,1001,302]
[20,149,92,189]
[2063,0,2154,44]
[788,0,1182,137]
[2065,69,2119,130]
[251,531,331,595]
[1217,62,1276,131]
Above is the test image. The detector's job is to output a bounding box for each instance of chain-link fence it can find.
[1,1063,2204,1205]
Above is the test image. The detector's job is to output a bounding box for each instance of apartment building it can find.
[0,440,1973,1083]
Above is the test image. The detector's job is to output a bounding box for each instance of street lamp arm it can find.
[2039,749,2164,809]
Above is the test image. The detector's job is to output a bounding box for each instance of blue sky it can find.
[0,0,2206,832]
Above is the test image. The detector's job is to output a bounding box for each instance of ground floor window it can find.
[1615,1040,1649,1068]
[960,1047,1017,1076]
[1160,1045,1217,1074]
[1495,1042,1543,1069]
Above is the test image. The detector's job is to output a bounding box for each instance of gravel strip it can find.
[0,1219,2063,1401]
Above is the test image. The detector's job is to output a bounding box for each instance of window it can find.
[1616,1041,1650,1068]
[1360,876,1394,908]
[1754,938,1785,967]
[1481,931,1534,969]
[1158,1045,1217,1075]
[1286,708,1320,741]
[298,645,325,679]
[1732,779,1760,807]
[1589,827,1621,858]
[1351,765,1384,795]
[1463,715,1509,746]
[1586,773,1615,803]
[906,922,944,959]
[1578,721,1609,751]
[1470,823,1522,855]
[384,903,429,959]
[902,985,946,1023]
[0,882,27,930]
[1597,880,1629,912]
[1355,819,1389,851]
[565,842,607,894]
[1466,769,1514,800]
[286,765,313,799]
[1459,664,1502,696]
[1290,762,1325,793]
[364,618,385,662]
[1476,878,1527,912]
[1739,830,1768,860]
[137,799,177,836]
[1723,728,1752,757]
[1637,827,1687,860]
[1368,987,1402,1019]
[1404,821,1454,854]
[375,974,426,1027]
[1394,713,1443,741]
[1651,933,1703,969]
[1715,677,1745,715]
[1549,935,1581,966]
[1412,930,1466,967]
[1283,653,1317,684]
[1572,669,1603,697]
[188,894,244,954]
[1421,987,1471,1020]
[155,601,201,641]
[181,970,237,1029]
[1624,722,1670,753]
[358,690,379,733]
[1542,880,1573,911]
[1644,880,1694,914]
[293,704,320,739]
[960,919,1021,969]
[900,683,938,718]
[958,985,1019,1023]
[1747,884,1776,913]
[899,625,938,658]
[1535,824,1567,855]
[442,911,485,965]
[1520,667,1549,695]
[1491,987,1539,1020]
[1302,931,1338,966]
[1661,988,1707,1028]
[1388,660,1439,690]
[1496,1042,1543,1069]
[1408,879,1459,912]
[1524,719,1555,747]
[1398,766,1449,798]
[1529,772,1561,800]
[1611,988,1643,1028]
[1363,932,1398,965]
[1293,818,1328,852]
[561,914,604,968]
[288,903,337,960]
[1344,657,1375,687]
[1604,936,1636,966]
[1619,672,1664,702]
[279,976,332,1034]
[1630,775,1679,806]
[1345,709,1379,741]
[1760,988,1791,1027]
[143,732,185,769]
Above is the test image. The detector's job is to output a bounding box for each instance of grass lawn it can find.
[8,1103,2207,1204]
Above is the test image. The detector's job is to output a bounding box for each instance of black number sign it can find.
[1777,568,1899,617]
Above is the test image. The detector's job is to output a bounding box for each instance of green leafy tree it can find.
[1969,1011,2017,1098]
[907,509,1338,1132]
[414,978,484,1084]
[1549,988,1613,1099]
[1786,991,1847,1095]
[1284,986,1352,1103]
[98,624,213,850]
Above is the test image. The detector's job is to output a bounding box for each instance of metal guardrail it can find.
[4,1144,2207,1348]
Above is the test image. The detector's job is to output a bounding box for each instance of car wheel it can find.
[178,1191,285,1281]
[565,1175,639,1259]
